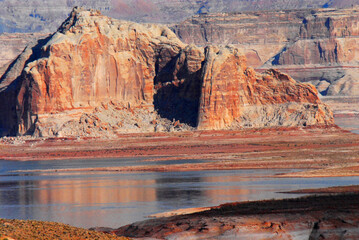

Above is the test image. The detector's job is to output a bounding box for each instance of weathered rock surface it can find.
[1,0,359,33]
[197,48,331,130]
[0,8,333,137]
[268,8,359,96]
[173,7,359,96]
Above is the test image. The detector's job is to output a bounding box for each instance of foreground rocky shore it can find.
[113,193,359,239]
[1,126,359,239]
[2,192,359,239]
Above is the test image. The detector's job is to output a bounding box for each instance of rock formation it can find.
[173,7,359,96]
[268,8,359,96]
[0,8,333,137]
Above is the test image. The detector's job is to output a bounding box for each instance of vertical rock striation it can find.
[197,47,332,130]
[0,8,333,137]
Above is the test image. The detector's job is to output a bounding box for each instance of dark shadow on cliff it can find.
[0,35,53,137]
[153,53,203,127]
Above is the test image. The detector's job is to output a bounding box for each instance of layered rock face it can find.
[172,10,311,67]
[1,0,359,33]
[0,8,333,137]
[173,7,359,96]
[269,8,359,96]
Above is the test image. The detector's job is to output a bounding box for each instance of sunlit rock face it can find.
[0,8,333,137]
[197,48,332,130]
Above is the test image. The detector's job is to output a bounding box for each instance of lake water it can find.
[335,115,359,134]
[0,115,357,229]
[1,158,359,228]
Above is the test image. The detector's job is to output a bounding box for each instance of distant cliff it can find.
[173,7,359,96]
[0,8,333,137]
[0,0,358,33]
[0,33,49,76]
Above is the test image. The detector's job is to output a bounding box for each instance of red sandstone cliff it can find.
[197,46,331,130]
[0,8,333,137]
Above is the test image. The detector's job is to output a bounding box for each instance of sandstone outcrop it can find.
[0,8,333,137]
[173,7,359,97]
[197,48,331,130]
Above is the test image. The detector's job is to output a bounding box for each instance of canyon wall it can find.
[0,8,333,137]
[268,8,359,96]
[172,10,309,67]
[173,7,359,96]
[0,0,359,33]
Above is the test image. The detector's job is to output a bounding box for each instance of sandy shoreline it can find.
[1,126,359,178]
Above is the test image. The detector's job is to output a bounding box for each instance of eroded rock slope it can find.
[0,8,333,137]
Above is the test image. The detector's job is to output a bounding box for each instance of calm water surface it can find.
[1,158,359,228]
[335,115,359,134]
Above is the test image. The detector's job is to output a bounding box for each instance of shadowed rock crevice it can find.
[0,34,53,136]
[154,47,204,127]
[0,85,18,136]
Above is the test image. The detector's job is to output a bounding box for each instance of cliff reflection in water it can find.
[0,172,160,228]
[35,176,157,205]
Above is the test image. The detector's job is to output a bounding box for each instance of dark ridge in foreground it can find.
[2,193,359,239]
[114,193,359,239]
